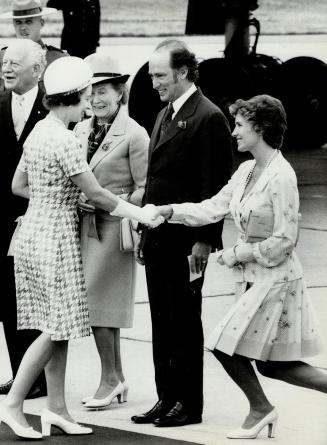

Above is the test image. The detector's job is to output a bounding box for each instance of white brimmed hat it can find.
[44,57,93,96]
[0,0,57,20]
[85,53,130,85]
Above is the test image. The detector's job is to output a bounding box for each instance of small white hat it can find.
[0,0,57,20]
[44,57,93,96]
[85,53,130,85]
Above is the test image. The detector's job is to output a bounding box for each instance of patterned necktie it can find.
[13,95,26,140]
[160,102,174,137]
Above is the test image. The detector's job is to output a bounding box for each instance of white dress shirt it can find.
[171,83,197,119]
[12,85,38,139]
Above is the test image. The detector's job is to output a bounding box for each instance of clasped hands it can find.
[78,193,172,229]
[138,204,173,228]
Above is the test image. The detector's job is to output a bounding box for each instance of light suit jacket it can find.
[74,106,149,206]
[171,152,303,284]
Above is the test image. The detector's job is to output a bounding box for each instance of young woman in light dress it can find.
[157,94,327,440]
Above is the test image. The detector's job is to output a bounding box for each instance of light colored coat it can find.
[171,152,321,361]
[171,151,303,285]
[74,108,149,327]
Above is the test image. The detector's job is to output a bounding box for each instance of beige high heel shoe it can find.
[0,404,42,440]
[84,381,128,409]
[226,408,278,439]
[41,408,93,436]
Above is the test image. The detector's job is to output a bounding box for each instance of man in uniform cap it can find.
[0,0,67,91]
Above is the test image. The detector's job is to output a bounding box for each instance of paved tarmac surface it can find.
[1,35,327,444]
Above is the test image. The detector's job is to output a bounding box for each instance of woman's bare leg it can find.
[3,333,54,426]
[92,327,120,398]
[256,360,327,393]
[45,339,76,422]
[213,350,274,428]
[114,328,125,383]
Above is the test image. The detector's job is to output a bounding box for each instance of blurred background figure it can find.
[75,53,149,410]
[0,0,67,91]
[47,0,101,58]
[0,39,48,400]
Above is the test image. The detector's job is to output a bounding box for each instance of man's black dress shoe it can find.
[0,379,13,395]
[154,402,202,427]
[131,400,170,424]
[26,385,47,399]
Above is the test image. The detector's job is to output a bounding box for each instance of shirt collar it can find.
[12,84,38,117]
[12,84,38,103]
[172,83,197,118]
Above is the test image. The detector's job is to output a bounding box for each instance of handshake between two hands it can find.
[139,204,173,228]
[78,193,172,229]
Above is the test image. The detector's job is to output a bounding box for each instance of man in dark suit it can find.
[0,39,48,398]
[132,39,233,427]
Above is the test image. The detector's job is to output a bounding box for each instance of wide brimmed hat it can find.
[85,54,130,85]
[44,56,93,96]
[0,0,57,20]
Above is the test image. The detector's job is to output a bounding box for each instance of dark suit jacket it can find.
[0,87,48,262]
[143,88,233,251]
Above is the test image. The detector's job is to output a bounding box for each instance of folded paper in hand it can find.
[120,217,139,252]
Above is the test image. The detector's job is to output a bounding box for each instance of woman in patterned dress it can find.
[0,56,162,440]
[157,95,327,440]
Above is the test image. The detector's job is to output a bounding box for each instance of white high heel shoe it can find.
[81,381,128,405]
[0,404,42,440]
[84,381,128,409]
[226,408,278,439]
[41,408,93,436]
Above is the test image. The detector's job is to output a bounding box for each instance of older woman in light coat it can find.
[75,54,149,409]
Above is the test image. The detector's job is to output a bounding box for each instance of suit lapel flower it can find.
[177,120,187,130]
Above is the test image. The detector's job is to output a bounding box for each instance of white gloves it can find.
[111,200,164,228]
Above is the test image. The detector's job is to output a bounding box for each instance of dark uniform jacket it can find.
[47,0,100,58]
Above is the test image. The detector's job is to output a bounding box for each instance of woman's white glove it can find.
[111,200,164,228]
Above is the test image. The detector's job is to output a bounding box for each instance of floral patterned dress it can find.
[171,152,322,361]
[14,113,91,341]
